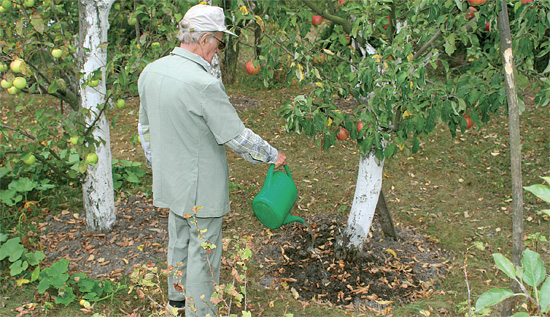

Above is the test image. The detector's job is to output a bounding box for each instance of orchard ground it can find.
[1,79,548,316]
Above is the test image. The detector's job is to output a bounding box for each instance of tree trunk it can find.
[497,1,524,315]
[343,153,385,248]
[78,0,116,231]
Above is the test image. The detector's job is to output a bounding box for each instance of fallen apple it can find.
[245,61,260,75]
[13,77,27,89]
[336,127,350,141]
[312,15,322,25]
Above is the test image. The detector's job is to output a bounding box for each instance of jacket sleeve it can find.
[225,128,278,164]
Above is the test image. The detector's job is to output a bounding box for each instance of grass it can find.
[1,68,549,316]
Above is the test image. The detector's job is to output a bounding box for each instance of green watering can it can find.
[252,164,305,229]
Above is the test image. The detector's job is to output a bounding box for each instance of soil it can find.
[40,195,449,313]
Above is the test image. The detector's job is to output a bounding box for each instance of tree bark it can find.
[497,1,523,315]
[343,153,385,248]
[78,0,116,231]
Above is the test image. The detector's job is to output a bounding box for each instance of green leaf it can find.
[540,276,550,313]
[524,184,550,204]
[493,253,516,279]
[0,238,25,262]
[24,251,45,266]
[475,289,515,312]
[521,249,546,287]
[10,177,37,193]
[10,260,29,276]
[55,287,76,306]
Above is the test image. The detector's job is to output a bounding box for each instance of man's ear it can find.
[200,34,209,46]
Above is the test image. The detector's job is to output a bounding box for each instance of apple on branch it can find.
[312,15,322,26]
[467,0,488,6]
[245,61,260,75]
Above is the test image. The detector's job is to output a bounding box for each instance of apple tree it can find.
[0,0,190,231]
[236,0,549,252]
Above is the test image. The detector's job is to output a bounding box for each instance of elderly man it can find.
[137,4,287,316]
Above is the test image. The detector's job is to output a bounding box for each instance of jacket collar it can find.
[170,47,211,72]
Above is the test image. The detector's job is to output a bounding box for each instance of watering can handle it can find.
[283,164,293,181]
[265,164,293,190]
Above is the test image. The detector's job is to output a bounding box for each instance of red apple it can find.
[338,0,345,6]
[313,54,325,64]
[336,127,350,141]
[312,15,323,25]
[467,0,488,6]
[463,114,474,129]
[245,61,260,75]
[521,0,534,8]
[484,21,490,31]
[465,6,477,20]
[356,121,366,138]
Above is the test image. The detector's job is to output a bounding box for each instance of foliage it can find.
[0,234,44,283]
[111,159,146,191]
[474,249,550,316]
[231,0,550,157]
[524,176,550,217]
[0,233,124,309]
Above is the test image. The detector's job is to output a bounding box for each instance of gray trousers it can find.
[167,211,223,316]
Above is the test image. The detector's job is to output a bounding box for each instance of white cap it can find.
[181,4,237,37]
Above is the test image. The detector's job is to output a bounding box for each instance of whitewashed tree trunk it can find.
[344,153,385,247]
[78,0,116,231]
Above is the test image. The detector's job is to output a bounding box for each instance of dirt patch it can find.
[40,196,449,313]
[230,94,260,111]
[40,195,168,279]
[256,214,450,313]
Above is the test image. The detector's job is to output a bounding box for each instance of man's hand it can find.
[274,151,287,168]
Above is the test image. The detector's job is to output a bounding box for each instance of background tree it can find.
[233,0,549,253]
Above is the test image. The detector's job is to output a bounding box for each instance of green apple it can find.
[0,6,6,13]
[23,154,36,165]
[10,59,24,73]
[13,77,27,89]
[70,136,79,145]
[0,63,7,72]
[128,17,137,25]
[88,79,99,87]
[1,79,12,89]
[86,153,98,164]
[7,86,18,95]
[1,0,11,10]
[51,48,62,58]
[115,98,125,109]
[23,0,33,7]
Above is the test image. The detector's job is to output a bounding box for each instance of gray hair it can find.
[177,20,214,44]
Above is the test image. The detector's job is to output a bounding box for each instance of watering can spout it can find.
[283,214,305,226]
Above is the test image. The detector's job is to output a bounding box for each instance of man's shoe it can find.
[166,300,185,316]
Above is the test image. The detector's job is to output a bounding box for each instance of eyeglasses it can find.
[212,36,226,50]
